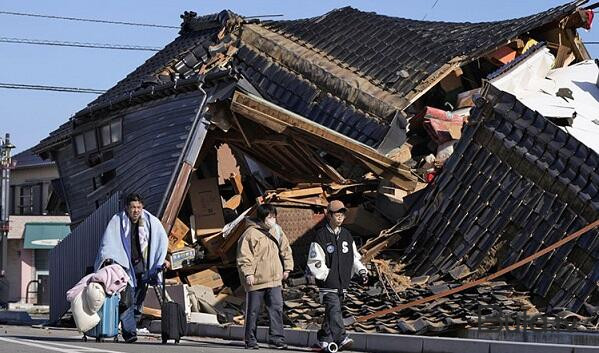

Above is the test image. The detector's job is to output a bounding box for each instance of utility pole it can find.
[0,133,15,305]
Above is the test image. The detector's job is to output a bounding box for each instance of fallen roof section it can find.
[263,1,588,108]
[386,82,599,312]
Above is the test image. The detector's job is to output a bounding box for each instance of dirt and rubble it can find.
[282,280,599,335]
[137,170,598,336]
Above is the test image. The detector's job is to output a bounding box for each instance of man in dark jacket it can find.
[307,200,368,352]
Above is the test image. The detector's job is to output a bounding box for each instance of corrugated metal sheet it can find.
[48,192,121,323]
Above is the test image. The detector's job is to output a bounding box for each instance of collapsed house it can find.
[33,0,598,334]
[405,46,599,309]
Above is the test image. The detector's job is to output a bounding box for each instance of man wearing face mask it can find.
[237,204,294,350]
[307,200,368,352]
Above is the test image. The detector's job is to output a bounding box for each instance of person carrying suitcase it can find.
[95,193,169,343]
[237,204,294,350]
[306,200,369,352]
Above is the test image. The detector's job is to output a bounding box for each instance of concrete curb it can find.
[7,303,49,315]
[148,321,599,353]
[0,311,33,324]
[462,328,599,347]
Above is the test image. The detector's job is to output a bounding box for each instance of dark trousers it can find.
[317,292,346,344]
[120,279,148,339]
[244,286,285,346]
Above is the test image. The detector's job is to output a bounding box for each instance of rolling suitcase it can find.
[156,268,187,344]
[83,293,120,342]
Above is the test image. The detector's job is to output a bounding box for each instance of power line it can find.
[0,10,179,29]
[422,0,440,20]
[0,83,105,94]
[0,37,161,51]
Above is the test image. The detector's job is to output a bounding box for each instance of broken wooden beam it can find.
[231,91,418,190]
[276,196,328,207]
[230,173,243,195]
[276,186,324,199]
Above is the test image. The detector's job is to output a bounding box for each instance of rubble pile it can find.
[144,73,599,332]
[141,181,400,327]
[282,267,599,335]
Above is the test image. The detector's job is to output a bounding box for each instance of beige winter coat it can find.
[236,220,294,292]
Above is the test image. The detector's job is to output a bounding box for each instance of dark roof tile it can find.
[12,148,54,168]
[36,3,585,154]
[234,47,388,147]
[264,2,582,98]
[401,83,599,312]
[82,13,224,111]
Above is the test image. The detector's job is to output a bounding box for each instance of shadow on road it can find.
[6,334,318,351]
[5,334,250,350]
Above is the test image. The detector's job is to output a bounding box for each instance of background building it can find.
[6,148,69,304]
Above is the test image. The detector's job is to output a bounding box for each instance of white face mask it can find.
[264,217,277,229]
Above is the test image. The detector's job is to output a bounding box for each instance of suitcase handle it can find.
[155,264,172,305]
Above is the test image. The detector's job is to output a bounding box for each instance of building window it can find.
[74,134,85,154]
[74,119,122,155]
[19,186,33,215]
[100,125,111,147]
[99,119,122,147]
[84,130,97,151]
[17,183,43,215]
[34,249,50,274]
[74,130,98,155]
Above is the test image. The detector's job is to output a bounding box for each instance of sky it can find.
[1,0,598,154]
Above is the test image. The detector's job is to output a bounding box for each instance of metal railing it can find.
[25,279,39,304]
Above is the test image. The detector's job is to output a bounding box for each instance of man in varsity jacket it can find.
[307,200,369,352]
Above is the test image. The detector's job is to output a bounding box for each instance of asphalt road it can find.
[0,325,316,353]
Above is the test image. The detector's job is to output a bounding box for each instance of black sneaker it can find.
[269,342,288,350]
[245,343,260,350]
[123,335,138,344]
